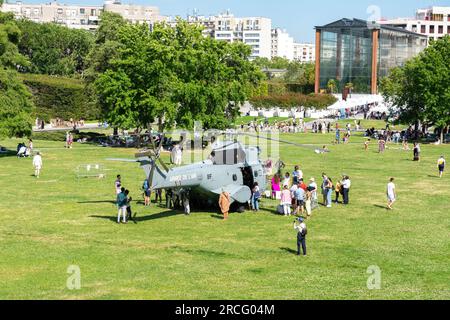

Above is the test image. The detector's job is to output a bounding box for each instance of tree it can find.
[380,36,450,141]
[16,20,94,76]
[0,12,34,138]
[95,20,262,131]
[327,79,338,94]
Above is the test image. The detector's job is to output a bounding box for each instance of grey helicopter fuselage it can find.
[138,142,266,209]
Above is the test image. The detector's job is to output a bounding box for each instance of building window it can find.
[438,25,443,34]
[421,25,426,33]
[430,25,435,33]
[80,8,85,14]
[91,9,96,16]
[57,8,63,14]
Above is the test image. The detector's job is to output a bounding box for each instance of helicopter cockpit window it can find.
[212,148,246,165]
[232,174,238,182]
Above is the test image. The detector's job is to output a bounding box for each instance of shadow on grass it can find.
[79,200,117,204]
[90,210,183,224]
[373,204,388,210]
[210,214,224,220]
[280,247,298,255]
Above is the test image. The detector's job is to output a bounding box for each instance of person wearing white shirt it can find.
[32,152,43,178]
[387,178,396,210]
[294,217,307,256]
[342,176,351,205]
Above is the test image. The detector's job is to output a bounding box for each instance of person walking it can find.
[294,217,307,256]
[342,176,351,205]
[219,189,231,220]
[281,185,292,216]
[387,178,396,210]
[335,128,341,144]
[32,152,43,178]
[116,188,128,224]
[437,156,446,178]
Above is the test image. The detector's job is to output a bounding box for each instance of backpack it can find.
[301,227,308,237]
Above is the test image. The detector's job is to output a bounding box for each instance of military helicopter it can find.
[113,132,329,212]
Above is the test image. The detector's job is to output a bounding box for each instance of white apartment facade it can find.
[0,0,163,31]
[271,28,294,60]
[182,12,272,60]
[379,6,450,42]
[293,43,315,63]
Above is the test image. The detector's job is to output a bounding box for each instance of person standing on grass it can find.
[294,185,305,216]
[387,178,396,210]
[437,156,446,178]
[115,175,122,196]
[32,152,43,178]
[364,139,370,151]
[321,173,329,206]
[326,178,333,208]
[219,189,231,220]
[281,185,292,216]
[142,179,150,206]
[334,179,342,204]
[117,187,127,224]
[282,172,291,189]
[125,190,134,222]
[342,176,351,205]
[294,217,307,256]
[335,129,341,144]
[413,142,421,162]
[251,182,261,212]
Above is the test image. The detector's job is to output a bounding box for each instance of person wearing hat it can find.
[307,178,318,210]
[293,217,307,256]
[437,156,446,178]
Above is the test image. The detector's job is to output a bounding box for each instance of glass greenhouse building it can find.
[314,19,428,94]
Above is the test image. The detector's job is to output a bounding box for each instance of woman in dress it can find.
[271,174,281,199]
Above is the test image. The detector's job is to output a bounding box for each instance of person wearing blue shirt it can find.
[294,186,305,216]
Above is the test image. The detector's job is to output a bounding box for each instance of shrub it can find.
[19,74,100,121]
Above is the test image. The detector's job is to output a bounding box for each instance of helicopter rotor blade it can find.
[148,162,156,188]
[219,131,330,153]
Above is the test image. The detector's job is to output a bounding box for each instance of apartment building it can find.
[0,0,163,31]
[271,28,294,60]
[293,43,315,63]
[379,6,450,41]
[181,12,272,60]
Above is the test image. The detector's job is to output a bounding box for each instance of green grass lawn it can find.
[0,133,449,300]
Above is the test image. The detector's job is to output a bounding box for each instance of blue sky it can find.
[14,0,450,42]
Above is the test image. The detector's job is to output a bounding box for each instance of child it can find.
[364,139,370,151]
[305,190,312,217]
[32,152,43,178]
[280,185,292,216]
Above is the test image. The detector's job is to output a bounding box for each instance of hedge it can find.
[18,73,100,121]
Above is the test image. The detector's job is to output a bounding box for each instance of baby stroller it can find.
[17,143,30,158]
